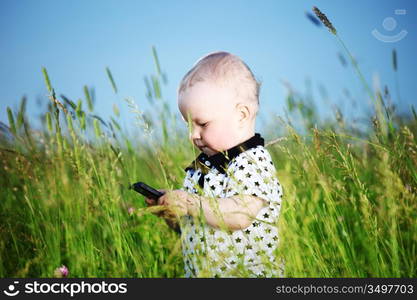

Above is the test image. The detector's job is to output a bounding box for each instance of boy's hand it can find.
[145,190,197,219]
[144,189,183,234]
[158,190,190,217]
[144,189,166,217]
[145,189,192,218]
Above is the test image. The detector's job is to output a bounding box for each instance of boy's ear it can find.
[236,102,251,123]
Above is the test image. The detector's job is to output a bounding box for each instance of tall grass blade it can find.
[42,67,53,93]
[61,95,77,110]
[84,86,94,112]
[106,67,118,94]
[46,111,53,132]
[152,46,162,76]
[113,104,120,117]
[17,96,27,130]
[144,76,153,102]
[93,118,101,138]
[392,49,397,72]
[7,107,16,135]
[110,117,121,131]
[151,75,162,99]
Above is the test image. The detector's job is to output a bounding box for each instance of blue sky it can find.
[1,0,416,137]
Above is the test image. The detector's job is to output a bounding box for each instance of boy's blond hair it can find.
[178,51,261,106]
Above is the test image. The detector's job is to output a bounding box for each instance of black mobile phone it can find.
[129,182,165,200]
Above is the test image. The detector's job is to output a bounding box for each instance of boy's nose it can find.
[190,127,201,142]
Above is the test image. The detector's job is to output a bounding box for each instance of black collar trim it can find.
[185,133,264,188]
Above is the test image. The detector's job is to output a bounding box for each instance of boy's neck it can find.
[210,129,256,157]
[236,131,256,147]
[234,124,256,148]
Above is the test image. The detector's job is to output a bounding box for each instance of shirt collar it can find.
[185,133,265,175]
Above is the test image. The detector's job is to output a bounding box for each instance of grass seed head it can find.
[312,6,337,35]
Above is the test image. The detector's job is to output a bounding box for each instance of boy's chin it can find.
[200,147,218,157]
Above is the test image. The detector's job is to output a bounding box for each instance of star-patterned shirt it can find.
[179,133,284,278]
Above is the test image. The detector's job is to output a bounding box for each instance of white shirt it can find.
[179,135,284,277]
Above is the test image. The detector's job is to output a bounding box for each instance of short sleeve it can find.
[223,147,283,209]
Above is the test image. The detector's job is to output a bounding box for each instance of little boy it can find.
[145,51,284,278]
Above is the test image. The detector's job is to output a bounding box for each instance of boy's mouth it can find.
[195,144,214,154]
[198,146,211,154]
[194,143,205,150]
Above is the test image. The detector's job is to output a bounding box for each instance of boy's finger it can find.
[157,197,165,205]
[145,198,157,205]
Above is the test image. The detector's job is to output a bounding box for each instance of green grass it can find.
[1,18,416,277]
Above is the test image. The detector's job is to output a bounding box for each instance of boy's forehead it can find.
[179,100,218,121]
[179,81,237,108]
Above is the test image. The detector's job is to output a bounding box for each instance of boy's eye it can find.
[198,122,208,127]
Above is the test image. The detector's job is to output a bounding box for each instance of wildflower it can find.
[54,265,69,278]
[312,6,337,34]
[128,207,135,215]
[404,184,411,192]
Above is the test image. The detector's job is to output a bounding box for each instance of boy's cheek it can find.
[204,127,223,147]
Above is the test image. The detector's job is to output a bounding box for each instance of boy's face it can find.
[178,81,249,156]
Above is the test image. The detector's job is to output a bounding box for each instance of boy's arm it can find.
[186,194,266,231]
